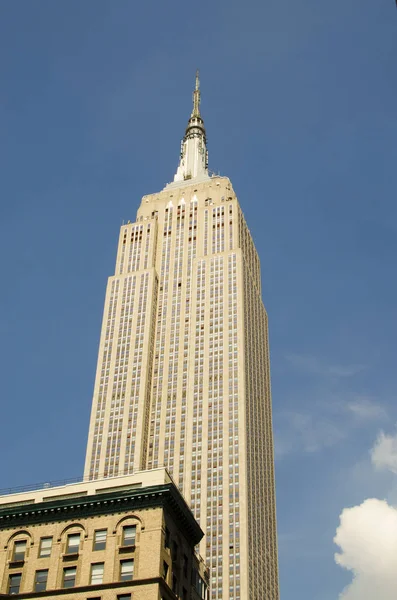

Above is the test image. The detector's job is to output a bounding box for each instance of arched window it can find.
[114,515,143,549]
[13,539,27,562]
[121,525,136,547]
[58,523,86,556]
[65,533,80,555]
[6,530,32,563]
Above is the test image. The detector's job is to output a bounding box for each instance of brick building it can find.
[0,469,208,600]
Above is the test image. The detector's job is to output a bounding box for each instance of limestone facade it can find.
[83,73,279,600]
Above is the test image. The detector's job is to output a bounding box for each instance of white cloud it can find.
[371,429,397,474]
[334,498,397,599]
[334,428,397,597]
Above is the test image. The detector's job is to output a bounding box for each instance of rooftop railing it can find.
[0,476,84,497]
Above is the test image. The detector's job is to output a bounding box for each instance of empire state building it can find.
[84,73,279,600]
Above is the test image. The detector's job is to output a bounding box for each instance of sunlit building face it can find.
[84,73,279,600]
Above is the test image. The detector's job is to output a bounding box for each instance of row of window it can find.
[8,559,134,594]
[10,526,136,562]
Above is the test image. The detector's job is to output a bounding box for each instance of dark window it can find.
[117,595,131,600]
[164,527,170,549]
[12,540,26,562]
[122,525,136,546]
[34,570,48,592]
[171,540,178,561]
[8,573,21,595]
[39,537,52,558]
[93,530,107,551]
[66,533,80,554]
[172,574,178,594]
[163,561,169,580]
[120,559,134,581]
[192,569,207,599]
[63,566,76,588]
[183,588,188,600]
[183,554,188,578]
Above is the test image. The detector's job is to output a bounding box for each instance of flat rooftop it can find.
[0,468,173,508]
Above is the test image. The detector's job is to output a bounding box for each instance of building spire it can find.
[192,69,201,117]
[168,71,209,187]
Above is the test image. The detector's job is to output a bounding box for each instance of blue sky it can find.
[0,1,396,598]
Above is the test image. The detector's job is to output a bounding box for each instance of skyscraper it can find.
[84,72,279,600]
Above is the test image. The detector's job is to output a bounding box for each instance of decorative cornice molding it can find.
[0,576,176,598]
[0,484,203,546]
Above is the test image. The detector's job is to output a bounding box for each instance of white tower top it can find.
[166,70,209,189]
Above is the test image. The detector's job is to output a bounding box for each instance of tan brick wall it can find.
[0,504,202,599]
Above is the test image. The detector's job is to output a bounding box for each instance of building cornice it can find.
[0,484,203,546]
[0,576,177,599]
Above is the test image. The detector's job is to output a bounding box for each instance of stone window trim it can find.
[90,562,105,585]
[113,515,143,550]
[63,533,81,558]
[34,569,49,593]
[119,525,136,553]
[62,565,77,588]
[8,572,22,595]
[38,536,53,558]
[58,523,87,558]
[120,559,134,582]
[6,530,32,565]
[11,539,27,563]
[93,529,107,552]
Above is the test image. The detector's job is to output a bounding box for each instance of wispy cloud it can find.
[276,354,385,459]
[275,411,346,456]
[286,353,366,378]
[371,428,397,474]
[274,396,387,459]
[346,397,387,420]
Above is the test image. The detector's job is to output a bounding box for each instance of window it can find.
[171,540,178,561]
[39,537,52,558]
[163,561,169,580]
[34,570,48,592]
[164,527,170,548]
[93,530,107,551]
[183,554,188,578]
[122,525,136,547]
[12,540,26,562]
[63,566,77,588]
[90,563,104,585]
[183,588,188,600]
[172,573,178,594]
[120,559,134,581]
[117,595,131,600]
[8,573,21,594]
[66,533,80,554]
